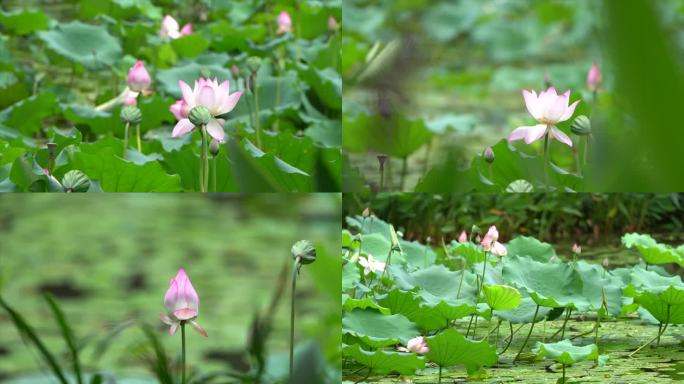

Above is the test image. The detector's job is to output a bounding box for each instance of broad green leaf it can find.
[156,63,234,97]
[171,34,210,58]
[494,296,551,324]
[622,233,684,266]
[506,236,557,262]
[341,343,425,375]
[343,113,433,158]
[342,308,419,348]
[342,296,390,315]
[2,93,57,135]
[532,339,598,365]
[0,9,50,35]
[37,21,122,70]
[483,285,521,310]
[377,289,476,331]
[425,329,497,375]
[502,256,582,308]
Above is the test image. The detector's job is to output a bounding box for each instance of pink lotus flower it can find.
[398,336,429,354]
[172,77,243,142]
[169,98,189,120]
[328,16,339,31]
[587,63,602,92]
[481,225,506,256]
[127,61,151,92]
[123,90,139,106]
[161,268,207,337]
[277,11,293,34]
[358,254,385,276]
[508,87,579,147]
[458,231,468,243]
[160,15,192,39]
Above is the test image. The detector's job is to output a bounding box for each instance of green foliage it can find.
[425,328,497,375]
[342,343,426,375]
[37,21,122,70]
[532,339,598,365]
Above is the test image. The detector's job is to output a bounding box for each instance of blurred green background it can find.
[0,194,340,381]
[343,0,684,192]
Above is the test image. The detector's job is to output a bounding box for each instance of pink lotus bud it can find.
[276,11,293,34]
[458,231,468,243]
[481,225,499,251]
[602,257,609,268]
[587,62,602,92]
[169,98,189,120]
[406,336,429,354]
[172,77,243,142]
[572,243,581,255]
[160,15,181,39]
[123,91,138,106]
[328,16,339,31]
[231,64,240,78]
[127,61,151,92]
[161,268,207,337]
[180,23,192,36]
[362,207,370,217]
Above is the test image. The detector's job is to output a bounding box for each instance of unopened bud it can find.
[571,115,591,136]
[572,243,581,254]
[602,257,609,268]
[484,146,495,164]
[62,170,90,193]
[188,106,212,126]
[362,207,370,217]
[291,240,316,265]
[231,64,240,78]
[120,105,142,125]
[209,139,220,156]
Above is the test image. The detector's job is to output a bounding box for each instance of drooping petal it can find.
[197,85,216,108]
[190,320,208,337]
[169,322,179,336]
[508,126,531,142]
[550,126,573,147]
[523,124,548,144]
[172,119,195,137]
[219,91,243,115]
[522,90,541,120]
[178,80,195,107]
[558,100,580,123]
[206,118,225,142]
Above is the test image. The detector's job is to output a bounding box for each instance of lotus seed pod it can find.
[120,105,142,125]
[246,56,262,73]
[209,139,220,156]
[291,240,316,265]
[62,170,90,193]
[571,115,591,136]
[484,146,495,164]
[188,106,212,126]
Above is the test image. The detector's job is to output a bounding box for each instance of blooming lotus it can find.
[508,87,579,147]
[491,241,507,257]
[172,77,243,142]
[127,61,151,92]
[160,15,192,39]
[398,336,430,354]
[358,254,385,276]
[161,268,207,337]
[587,63,602,92]
[169,98,189,120]
[277,11,292,34]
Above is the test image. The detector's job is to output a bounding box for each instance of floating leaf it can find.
[37,21,122,69]
[483,285,521,311]
[532,339,598,365]
[342,343,425,375]
[425,328,497,375]
[342,308,419,348]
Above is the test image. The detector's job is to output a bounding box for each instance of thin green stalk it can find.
[562,364,566,383]
[211,156,217,192]
[123,122,130,159]
[290,256,301,380]
[380,246,394,281]
[514,304,540,362]
[400,156,408,191]
[574,147,582,177]
[456,255,466,299]
[200,125,209,192]
[583,135,589,166]
[181,321,186,384]
[253,74,262,149]
[542,130,550,187]
[438,365,442,384]
[477,252,489,300]
[136,124,142,152]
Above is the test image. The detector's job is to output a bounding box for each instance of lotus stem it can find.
[289,256,301,380]
[136,124,141,152]
[400,156,408,191]
[211,156,217,192]
[438,365,442,384]
[200,125,209,192]
[562,363,566,383]
[181,321,186,384]
[543,130,550,187]
[514,304,540,362]
[253,73,262,149]
[123,122,130,159]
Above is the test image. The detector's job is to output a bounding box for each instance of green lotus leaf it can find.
[377,289,477,331]
[494,296,551,324]
[425,329,497,375]
[342,343,426,375]
[37,21,122,69]
[483,285,521,311]
[342,296,390,315]
[342,308,419,348]
[506,236,557,262]
[503,255,582,308]
[622,233,684,266]
[532,339,598,365]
